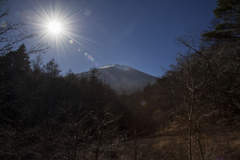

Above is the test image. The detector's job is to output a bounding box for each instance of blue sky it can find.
[8,0,217,77]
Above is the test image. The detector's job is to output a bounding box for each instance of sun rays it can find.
[30,1,99,56]
[26,1,104,68]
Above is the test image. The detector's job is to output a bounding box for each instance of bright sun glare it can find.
[31,1,98,56]
[48,21,61,33]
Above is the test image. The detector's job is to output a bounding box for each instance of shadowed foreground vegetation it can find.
[1,0,240,159]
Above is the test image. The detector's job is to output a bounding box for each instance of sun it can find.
[48,21,61,33]
[30,1,99,56]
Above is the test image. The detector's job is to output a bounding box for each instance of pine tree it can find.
[0,44,31,125]
[44,58,61,78]
[202,0,240,43]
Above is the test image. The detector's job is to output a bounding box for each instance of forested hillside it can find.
[1,0,240,159]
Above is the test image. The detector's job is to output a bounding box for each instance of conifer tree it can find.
[202,0,240,43]
[0,44,31,125]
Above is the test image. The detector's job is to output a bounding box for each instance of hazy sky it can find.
[7,0,217,77]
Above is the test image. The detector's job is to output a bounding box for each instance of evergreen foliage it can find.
[202,0,240,43]
[0,46,128,158]
[1,0,240,159]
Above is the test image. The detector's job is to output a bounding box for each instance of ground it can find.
[93,121,240,160]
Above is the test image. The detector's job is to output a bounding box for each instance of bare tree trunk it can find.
[133,107,138,160]
[196,123,204,160]
[73,138,77,160]
[188,120,192,160]
[189,101,193,160]
[95,142,99,160]
[95,133,102,160]
[134,127,137,160]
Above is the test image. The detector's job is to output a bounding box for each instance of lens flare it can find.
[84,9,91,16]
[26,16,32,21]
[87,55,94,61]
[30,1,100,56]
[14,11,22,18]
[141,101,146,106]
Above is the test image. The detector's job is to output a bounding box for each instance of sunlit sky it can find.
[8,0,217,77]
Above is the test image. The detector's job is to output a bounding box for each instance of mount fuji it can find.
[96,64,157,94]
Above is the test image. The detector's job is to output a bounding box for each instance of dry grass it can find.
[93,119,240,160]
[8,120,236,159]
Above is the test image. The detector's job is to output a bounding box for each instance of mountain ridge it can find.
[96,64,157,94]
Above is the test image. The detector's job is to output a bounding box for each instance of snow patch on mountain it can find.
[100,64,132,71]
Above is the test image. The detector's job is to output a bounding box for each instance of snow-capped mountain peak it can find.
[100,64,132,71]
[82,64,157,94]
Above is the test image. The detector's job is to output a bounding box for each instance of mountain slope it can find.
[97,64,157,94]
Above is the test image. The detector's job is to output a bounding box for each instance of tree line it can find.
[128,0,240,159]
[1,0,240,159]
